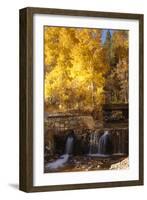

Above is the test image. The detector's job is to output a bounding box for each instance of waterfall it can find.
[88,129,128,157]
[45,135,74,170]
[98,131,112,155]
[65,136,74,154]
[89,132,99,154]
[89,130,113,156]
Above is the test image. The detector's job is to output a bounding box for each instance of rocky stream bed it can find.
[44,155,129,173]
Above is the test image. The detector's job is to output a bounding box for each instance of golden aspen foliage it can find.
[44,27,110,113]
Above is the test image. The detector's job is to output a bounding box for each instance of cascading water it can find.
[45,135,74,170]
[89,132,99,154]
[65,136,74,154]
[89,130,113,156]
[98,131,112,155]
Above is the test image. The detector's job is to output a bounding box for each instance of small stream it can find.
[45,130,128,172]
[45,134,74,170]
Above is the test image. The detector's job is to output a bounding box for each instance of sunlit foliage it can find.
[44,27,128,113]
[44,27,109,113]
